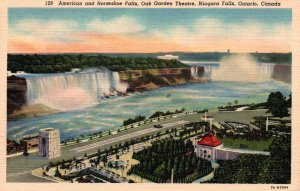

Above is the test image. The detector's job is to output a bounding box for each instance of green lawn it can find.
[220,137,275,151]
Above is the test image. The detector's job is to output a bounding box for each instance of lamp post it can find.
[171,169,174,184]
[266,117,269,132]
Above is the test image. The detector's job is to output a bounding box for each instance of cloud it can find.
[153,17,291,52]
[10,19,78,41]
[86,16,144,34]
[8,16,291,53]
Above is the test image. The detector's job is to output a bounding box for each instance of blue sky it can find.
[8,8,292,53]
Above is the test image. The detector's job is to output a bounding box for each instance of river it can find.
[7,79,290,141]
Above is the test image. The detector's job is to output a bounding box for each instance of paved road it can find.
[7,109,265,182]
[7,113,199,182]
[72,120,188,153]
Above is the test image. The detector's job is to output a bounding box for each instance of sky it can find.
[8,8,292,53]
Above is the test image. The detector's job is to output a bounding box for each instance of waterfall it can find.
[256,63,275,77]
[191,66,199,79]
[23,70,127,111]
[112,72,128,93]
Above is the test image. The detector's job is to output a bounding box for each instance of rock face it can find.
[272,64,291,83]
[119,67,206,92]
[7,76,27,115]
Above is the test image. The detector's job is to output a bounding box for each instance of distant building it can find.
[157,54,179,60]
[71,68,81,73]
[195,132,269,160]
[7,71,26,76]
[7,139,21,155]
[16,71,25,74]
[20,135,39,152]
[39,128,61,159]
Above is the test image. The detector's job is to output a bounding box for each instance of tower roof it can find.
[197,132,222,147]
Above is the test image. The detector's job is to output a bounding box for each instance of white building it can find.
[157,54,179,60]
[195,132,223,160]
[195,132,269,160]
[71,68,81,73]
[39,128,61,159]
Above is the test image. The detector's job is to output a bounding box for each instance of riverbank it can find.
[8,103,60,120]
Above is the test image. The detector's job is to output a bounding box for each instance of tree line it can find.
[8,54,187,73]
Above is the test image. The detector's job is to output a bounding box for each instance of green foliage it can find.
[8,54,187,73]
[149,108,185,119]
[253,52,291,64]
[54,167,62,178]
[130,138,212,183]
[123,115,146,126]
[266,91,290,118]
[210,134,291,184]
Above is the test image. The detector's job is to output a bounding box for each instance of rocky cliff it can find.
[119,67,206,92]
[272,64,291,83]
[7,76,27,115]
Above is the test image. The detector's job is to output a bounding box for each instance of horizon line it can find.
[7,51,292,55]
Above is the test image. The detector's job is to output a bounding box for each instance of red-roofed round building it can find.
[195,132,223,160]
[195,131,270,161]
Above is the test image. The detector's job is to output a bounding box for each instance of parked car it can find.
[154,124,163,128]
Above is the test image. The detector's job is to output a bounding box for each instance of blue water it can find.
[7,80,290,141]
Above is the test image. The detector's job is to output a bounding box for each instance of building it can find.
[71,68,81,73]
[157,54,179,60]
[39,128,61,159]
[195,132,269,160]
[7,71,26,76]
[16,71,25,75]
[195,132,223,160]
[7,139,21,155]
[20,135,39,152]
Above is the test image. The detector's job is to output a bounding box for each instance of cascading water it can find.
[256,63,274,77]
[182,58,275,82]
[22,69,127,111]
[112,72,128,93]
[190,66,199,79]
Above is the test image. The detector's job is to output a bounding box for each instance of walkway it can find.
[192,160,219,183]
[235,106,249,111]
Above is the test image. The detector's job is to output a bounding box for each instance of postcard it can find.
[1,0,299,191]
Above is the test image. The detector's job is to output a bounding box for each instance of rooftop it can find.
[197,132,222,147]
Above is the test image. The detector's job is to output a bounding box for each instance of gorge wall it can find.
[119,67,205,92]
[7,76,27,115]
[272,64,291,83]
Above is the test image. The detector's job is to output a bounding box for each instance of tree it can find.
[266,91,289,118]
[54,167,62,178]
[234,100,238,105]
[227,102,232,107]
[286,93,292,108]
